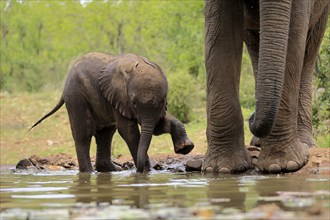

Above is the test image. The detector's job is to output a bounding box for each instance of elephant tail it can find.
[29,96,65,131]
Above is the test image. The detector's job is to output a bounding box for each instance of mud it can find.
[14,147,330,175]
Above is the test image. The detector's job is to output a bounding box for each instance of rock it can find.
[166,157,174,164]
[15,153,77,171]
[185,159,202,171]
[16,159,33,169]
[122,161,135,170]
[167,164,186,172]
[150,159,164,170]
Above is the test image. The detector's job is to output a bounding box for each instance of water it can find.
[0,168,329,219]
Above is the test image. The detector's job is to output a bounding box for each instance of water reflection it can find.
[207,175,246,210]
[1,170,329,216]
[254,175,316,211]
[71,173,92,203]
[70,172,155,208]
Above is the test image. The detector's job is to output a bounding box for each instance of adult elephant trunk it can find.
[136,121,155,173]
[249,0,292,138]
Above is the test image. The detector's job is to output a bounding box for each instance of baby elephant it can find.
[30,52,194,173]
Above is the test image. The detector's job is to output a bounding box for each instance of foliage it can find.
[0,0,205,93]
[167,72,198,123]
[312,23,330,146]
[0,0,205,122]
[240,47,255,109]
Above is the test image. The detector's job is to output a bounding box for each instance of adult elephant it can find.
[204,0,329,173]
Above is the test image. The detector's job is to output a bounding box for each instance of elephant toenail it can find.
[218,167,231,174]
[205,167,213,173]
[286,161,299,171]
[268,164,281,173]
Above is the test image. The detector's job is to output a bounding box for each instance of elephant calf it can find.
[30,52,194,173]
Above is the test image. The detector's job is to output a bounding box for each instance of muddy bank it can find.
[13,147,330,175]
[13,152,204,173]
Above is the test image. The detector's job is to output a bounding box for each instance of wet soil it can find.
[13,147,330,175]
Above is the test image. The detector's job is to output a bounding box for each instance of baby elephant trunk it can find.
[136,122,155,173]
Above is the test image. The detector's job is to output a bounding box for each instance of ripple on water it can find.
[12,194,75,199]
[0,187,69,192]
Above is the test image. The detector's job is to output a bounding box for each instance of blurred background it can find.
[1,0,329,164]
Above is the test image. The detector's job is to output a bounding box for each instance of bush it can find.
[312,29,330,147]
[167,72,197,123]
[240,47,256,109]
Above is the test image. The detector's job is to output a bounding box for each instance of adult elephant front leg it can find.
[298,3,329,148]
[203,0,251,173]
[254,1,310,173]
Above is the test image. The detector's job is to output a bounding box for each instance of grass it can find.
[0,90,328,165]
[0,91,207,164]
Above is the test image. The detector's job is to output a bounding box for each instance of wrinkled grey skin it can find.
[31,52,194,173]
[204,0,329,174]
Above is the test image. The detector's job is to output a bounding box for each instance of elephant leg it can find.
[256,1,310,173]
[244,30,259,79]
[115,112,151,171]
[298,4,329,148]
[203,0,251,173]
[95,126,121,172]
[244,30,260,147]
[65,97,93,172]
[153,113,194,155]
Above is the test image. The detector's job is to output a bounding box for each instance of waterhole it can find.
[0,168,329,219]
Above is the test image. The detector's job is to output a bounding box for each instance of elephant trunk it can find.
[136,121,155,173]
[249,0,292,138]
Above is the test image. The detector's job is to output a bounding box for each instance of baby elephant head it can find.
[99,54,168,172]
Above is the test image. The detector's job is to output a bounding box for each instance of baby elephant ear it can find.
[99,58,137,119]
[118,56,139,80]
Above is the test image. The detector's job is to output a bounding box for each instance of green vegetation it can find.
[0,1,329,164]
[1,1,204,93]
[167,72,200,123]
[0,91,207,164]
[312,23,330,147]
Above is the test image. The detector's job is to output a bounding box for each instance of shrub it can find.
[167,72,197,123]
[312,28,329,147]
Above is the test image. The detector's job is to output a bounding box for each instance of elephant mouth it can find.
[174,141,194,155]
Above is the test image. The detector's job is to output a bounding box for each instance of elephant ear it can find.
[99,57,138,119]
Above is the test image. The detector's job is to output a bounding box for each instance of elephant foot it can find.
[78,162,94,173]
[256,139,309,173]
[79,167,94,173]
[202,145,252,173]
[142,159,151,172]
[96,160,122,172]
[174,139,194,155]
